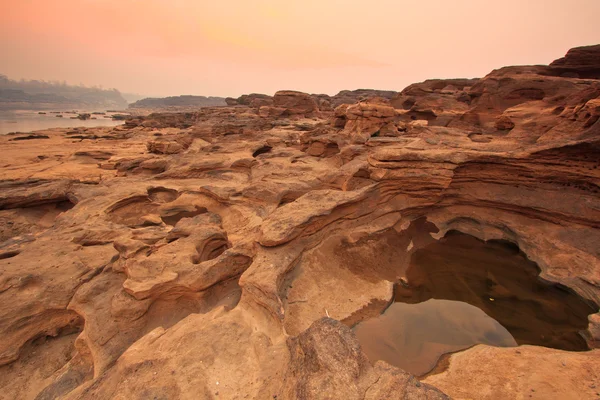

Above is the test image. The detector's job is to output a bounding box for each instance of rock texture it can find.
[548,44,600,79]
[1,45,600,400]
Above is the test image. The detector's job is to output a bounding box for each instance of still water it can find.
[354,230,597,376]
[0,110,123,135]
[354,299,517,376]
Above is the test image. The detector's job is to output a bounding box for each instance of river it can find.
[0,110,124,135]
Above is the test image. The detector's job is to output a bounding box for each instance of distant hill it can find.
[129,95,227,109]
[121,92,147,104]
[0,74,128,110]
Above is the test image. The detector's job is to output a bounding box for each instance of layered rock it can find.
[226,93,274,108]
[330,89,399,108]
[547,44,600,79]
[390,78,479,126]
[0,45,599,400]
[339,101,399,143]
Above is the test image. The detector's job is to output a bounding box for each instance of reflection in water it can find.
[354,228,598,376]
[398,231,596,351]
[354,299,517,376]
[0,110,123,135]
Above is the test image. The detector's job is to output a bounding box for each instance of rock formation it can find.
[129,95,227,111]
[224,89,399,114]
[547,44,600,79]
[1,45,600,399]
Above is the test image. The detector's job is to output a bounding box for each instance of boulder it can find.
[343,101,397,143]
[495,115,515,130]
[273,90,319,116]
[282,318,449,399]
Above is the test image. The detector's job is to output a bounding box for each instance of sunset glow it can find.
[2,0,599,96]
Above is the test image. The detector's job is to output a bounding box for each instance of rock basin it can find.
[354,229,597,376]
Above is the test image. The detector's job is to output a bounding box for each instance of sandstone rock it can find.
[146,134,193,154]
[147,140,185,154]
[0,45,599,400]
[548,44,600,79]
[495,115,515,130]
[343,101,397,143]
[391,78,478,127]
[331,89,399,108]
[331,103,350,128]
[423,345,600,399]
[273,90,320,117]
[236,93,274,107]
[259,188,372,246]
[311,93,334,111]
[304,139,340,157]
[259,105,287,118]
[282,318,448,399]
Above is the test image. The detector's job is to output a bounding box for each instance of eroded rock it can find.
[0,45,599,400]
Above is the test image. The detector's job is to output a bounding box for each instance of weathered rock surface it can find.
[283,318,447,399]
[423,345,600,399]
[340,101,399,143]
[273,90,320,117]
[331,89,399,107]
[548,44,600,79]
[224,89,399,113]
[1,45,600,399]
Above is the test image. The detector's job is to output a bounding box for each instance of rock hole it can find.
[192,235,230,264]
[160,206,207,226]
[0,250,20,259]
[402,99,416,110]
[354,229,598,377]
[505,88,545,101]
[252,145,273,158]
[278,192,303,207]
[106,196,158,227]
[147,187,179,203]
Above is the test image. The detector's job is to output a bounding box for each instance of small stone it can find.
[495,115,515,130]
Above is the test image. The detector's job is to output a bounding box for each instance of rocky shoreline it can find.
[0,45,599,399]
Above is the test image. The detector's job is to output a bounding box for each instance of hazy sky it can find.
[2,0,599,97]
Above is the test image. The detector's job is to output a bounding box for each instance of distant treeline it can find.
[0,74,128,110]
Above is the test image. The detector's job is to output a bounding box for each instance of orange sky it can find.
[1,0,599,97]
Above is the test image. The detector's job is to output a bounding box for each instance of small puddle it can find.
[354,229,597,377]
[355,299,517,376]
